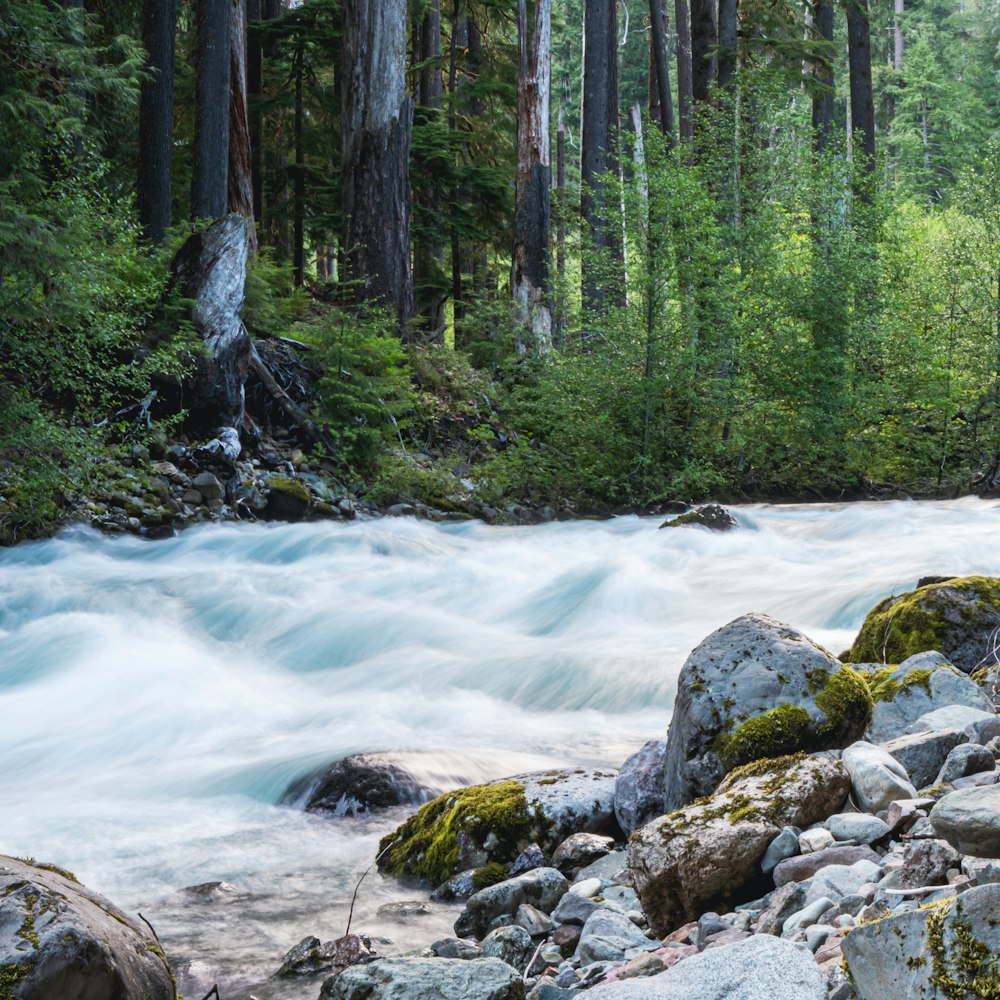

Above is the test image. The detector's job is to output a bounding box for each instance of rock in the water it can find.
[431,937,479,960]
[857,651,991,742]
[663,614,872,810]
[615,740,666,835]
[630,754,850,937]
[575,934,825,1000]
[934,742,996,786]
[378,769,618,886]
[841,883,1000,1000]
[846,576,1000,672]
[841,741,917,812]
[659,504,738,532]
[277,934,375,977]
[882,727,969,790]
[283,753,431,816]
[464,868,569,938]
[0,856,175,1000]
[930,783,1000,856]
[320,957,525,1000]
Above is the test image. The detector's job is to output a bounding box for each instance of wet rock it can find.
[464,868,569,938]
[930,783,1000,856]
[430,871,476,902]
[191,470,225,501]
[262,473,313,521]
[320,957,525,1000]
[663,614,871,810]
[277,934,376,977]
[430,937,479,960]
[614,740,666,836]
[841,741,917,812]
[509,844,546,877]
[660,504,738,532]
[630,754,850,937]
[881,728,968,790]
[283,753,431,817]
[550,833,615,874]
[846,577,1000,672]
[0,856,175,1000]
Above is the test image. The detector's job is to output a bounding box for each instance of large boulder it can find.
[614,740,666,836]
[629,753,850,937]
[659,504,738,532]
[378,769,618,886]
[854,651,992,742]
[565,935,824,1000]
[846,576,1000,672]
[0,856,176,1000]
[841,883,1000,1000]
[663,614,872,810]
[930,783,1000,856]
[841,741,918,812]
[881,727,969,790]
[320,957,524,1000]
[463,868,569,938]
[282,753,431,816]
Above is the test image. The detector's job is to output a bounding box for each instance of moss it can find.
[0,963,28,1000]
[377,780,535,887]
[716,705,812,770]
[846,576,1000,665]
[720,753,807,789]
[30,863,79,884]
[471,862,510,891]
[815,665,874,739]
[927,897,1000,999]
[267,475,311,505]
[869,664,940,704]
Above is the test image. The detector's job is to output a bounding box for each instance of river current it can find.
[2,499,999,996]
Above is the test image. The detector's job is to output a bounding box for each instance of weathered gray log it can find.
[173,214,251,457]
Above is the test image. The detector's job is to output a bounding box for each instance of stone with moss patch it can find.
[664,614,873,810]
[262,473,313,521]
[846,576,1000,673]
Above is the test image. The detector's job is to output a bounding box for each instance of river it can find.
[1,499,998,997]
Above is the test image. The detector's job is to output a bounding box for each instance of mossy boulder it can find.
[629,753,850,937]
[659,504,737,532]
[377,769,619,887]
[663,614,873,810]
[846,575,1000,673]
[0,856,177,1000]
[262,473,313,521]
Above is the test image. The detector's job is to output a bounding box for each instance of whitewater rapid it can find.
[1,499,998,996]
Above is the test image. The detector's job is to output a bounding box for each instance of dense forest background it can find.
[3,0,1000,541]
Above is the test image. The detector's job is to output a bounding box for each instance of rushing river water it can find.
[2,499,1000,996]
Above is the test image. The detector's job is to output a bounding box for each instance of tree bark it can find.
[228,0,256,248]
[717,0,736,90]
[648,0,675,146]
[247,0,263,222]
[138,0,176,243]
[512,0,552,353]
[690,0,716,105]
[581,0,620,321]
[293,41,305,285]
[193,0,232,220]
[674,0,694,145]
[341,0,414,327]
[847,0,876,178]
[811,0,834,153]
[556,82,568,344]
[894,0,904,71]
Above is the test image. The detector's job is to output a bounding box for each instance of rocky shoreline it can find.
[6,576,1000,999]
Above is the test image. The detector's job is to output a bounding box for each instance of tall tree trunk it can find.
[193,0,232,220]
[648,0,675,146]
[247,0,263,222]
[811,0,834,153]
[293,42,305,285]
[138,0,176,243]
[690,0,716,105]
[717,0,736,90]
[847,0,876,180]
[413,0,446,342]
[512,0,552,353]
[674,0,694,145]
[342,0,414,326]
[449,2,468,340]
[556,82,568,345]
[894,0,904,71]
[581,0,620,322]
[228,0,256,248]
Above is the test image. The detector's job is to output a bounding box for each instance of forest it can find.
[3,0,1000,542]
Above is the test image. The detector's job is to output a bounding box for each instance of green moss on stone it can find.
[377,780,535,887]
[716,705,812,770]
[0,963,28,1000]
[815,665,874,739]
[927,897,1000,999]
[471,862,510,891]
[268,475,311,505]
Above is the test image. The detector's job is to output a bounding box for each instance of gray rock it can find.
[697,912,728,950]
[191,470,225,500]
[283,753,431,816]
[798,827,834,853]
[514,904,553,938]
[965,715,1000,745]
[631,754,850,937]
[614,740,667,835]
[431,938,480,960]
[842,883,1000,1000]
[859,652,990,743]
[904,704,996,735]
[782,896,835,935]
[885,797,935,832]
[756,882,808,936]
[320,957,525,1000]
[761,826,801,874]
[431,871,477,903]
[573,849,630,885]
[465,868,570,938]
[663,614,871,809]
[930,783,1000,856]
[804,860,882,905]
[881,728,968,789]
[573,934,825,1000]
[575,909,658,965]
[550,833,615,874]
[841,741,917,812]
[0,856,175,1000]
[890,839,960,889]
[509,844,546,877]
[481,925,533,971]
[773,845,881,887]
[935,742,996,786]
[823,813,890,844]
[551,891,599,927]
[660,504,738,532]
